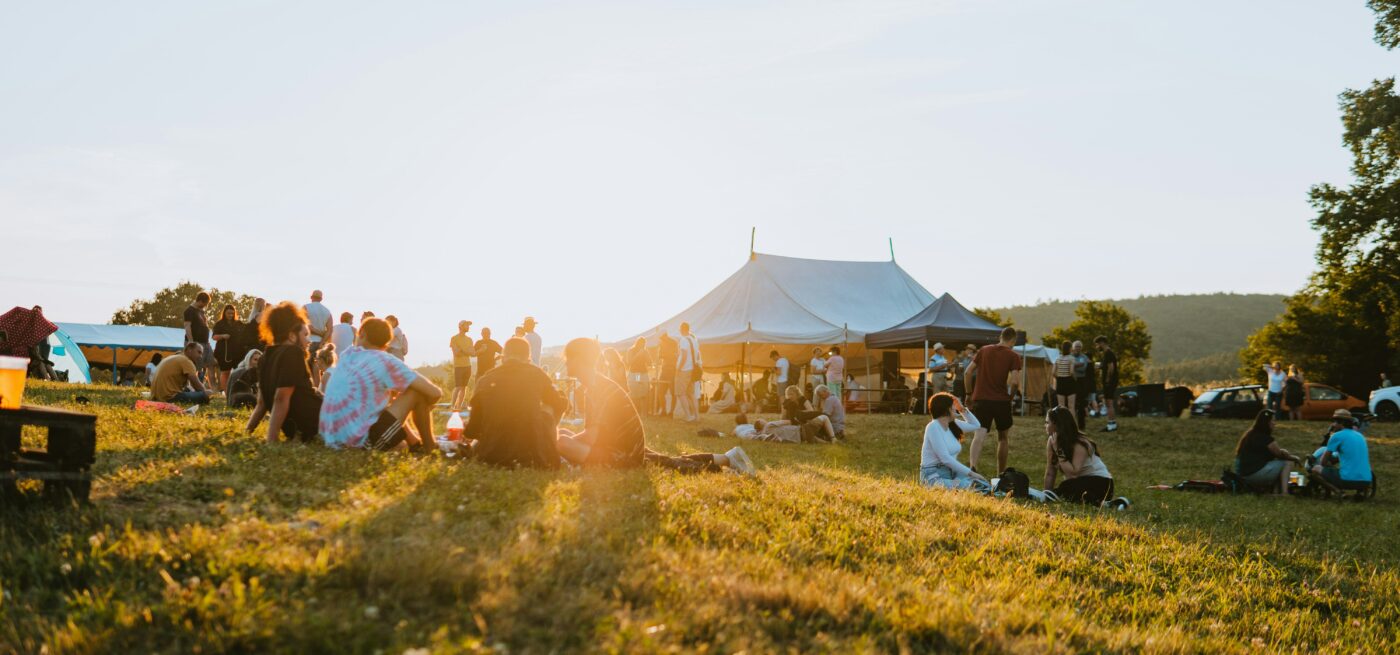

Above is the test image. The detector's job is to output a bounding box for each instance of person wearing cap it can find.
[1309,409,1373,490]
[522,317,542,367]
[449,321,475,411]
[927,343,949,394]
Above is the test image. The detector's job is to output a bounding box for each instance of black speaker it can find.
[1015,330,1028,346]
[882,351,901,386]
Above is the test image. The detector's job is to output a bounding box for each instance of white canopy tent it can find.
[617,251,935,370]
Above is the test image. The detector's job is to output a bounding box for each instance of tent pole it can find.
[923,339,929,414]
[112,346,119,384]
[1021,341,1028,417]
[741,341,747,404]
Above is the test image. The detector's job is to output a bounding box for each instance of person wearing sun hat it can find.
[522,316,542,366]
[1310,408,1373,489]
[928,342,949,394]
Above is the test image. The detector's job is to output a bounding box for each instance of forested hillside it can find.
[994,293,1285,384]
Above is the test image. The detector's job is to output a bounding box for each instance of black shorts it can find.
[1055,376,1077,396]
[972,400,1014,432]
[454,366,473,387]
[1102,385,1118,400]
[364,410,409,451]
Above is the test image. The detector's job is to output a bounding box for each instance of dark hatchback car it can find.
[1190,385,1265,419]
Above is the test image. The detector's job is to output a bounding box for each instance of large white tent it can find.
[618,252,935,370]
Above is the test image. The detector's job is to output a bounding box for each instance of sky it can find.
[2,0,1396,365]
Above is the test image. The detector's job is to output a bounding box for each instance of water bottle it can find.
[446,411,464,442]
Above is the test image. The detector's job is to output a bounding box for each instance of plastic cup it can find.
[0,355,28,410]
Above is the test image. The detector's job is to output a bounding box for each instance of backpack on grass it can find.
[995,468,1031,499]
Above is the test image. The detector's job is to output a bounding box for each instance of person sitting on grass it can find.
[1233,409,1302,495]
[145,352,163,387]
[707,372,739,414]
[315,343,337,393]
[555,337,754,475]
[782,384,822,423]
[226,349,262,409]
[151,342,212,405]
[815,384,846,439]
[319,317,442,452]
[919,392,987,490]
[246,302,322,443]
[1043,406,1117,505]
[1309,409,1373,491]
[465,337,568,469]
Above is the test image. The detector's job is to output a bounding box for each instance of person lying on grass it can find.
[318,317,442,452]
[919,392,988,490]
[748,413,836,444]
[464,336,568,469]
[1043,406,1116,505]
[246,302,321,443]
[555,337,754,475]
[1233,409,1302,496]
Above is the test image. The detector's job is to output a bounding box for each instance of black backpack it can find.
[996,468,1031,499]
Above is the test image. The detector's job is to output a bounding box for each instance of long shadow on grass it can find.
[263,465,663,653]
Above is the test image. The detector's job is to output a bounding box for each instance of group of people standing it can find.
[1262,362,1308,420]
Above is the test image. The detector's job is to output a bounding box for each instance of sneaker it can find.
[1102,422,1118,433]
[724,447,756,476]
[1105,496,1131,510]
[1041,490,1061,503]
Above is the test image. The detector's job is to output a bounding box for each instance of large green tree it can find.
[1240,1,1400,395]
[112,281,257,328]
[1042,301,1152,385]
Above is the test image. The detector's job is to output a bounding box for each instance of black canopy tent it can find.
[864,293,1004,410]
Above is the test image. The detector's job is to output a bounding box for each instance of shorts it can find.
[1241,459,1288,487]
[972,399,1014,432]
[364,410,409,451]
[826,381,842,396]
[198,342,215,369]
[1055,376,1077,396]
[1101,384,1118,400]
[454,366,473,387]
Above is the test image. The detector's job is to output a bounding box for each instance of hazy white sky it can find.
[2,1,1395,364]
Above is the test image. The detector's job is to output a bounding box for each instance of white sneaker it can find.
[724,447,756,476]
[1104,496,1131,510]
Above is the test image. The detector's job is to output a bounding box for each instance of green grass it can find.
[2,380,1398,654]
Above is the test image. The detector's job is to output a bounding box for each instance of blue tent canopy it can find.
[56,322,185,384]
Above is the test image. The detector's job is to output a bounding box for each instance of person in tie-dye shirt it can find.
[319,318,442,451]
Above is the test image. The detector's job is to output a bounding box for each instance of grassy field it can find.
[2,381,1398,654]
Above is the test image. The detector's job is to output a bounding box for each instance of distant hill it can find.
[993,293,1286,385]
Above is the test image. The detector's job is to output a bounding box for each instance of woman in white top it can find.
[919,392,989,490]
[808,347,827,403]
[1043,405,1117,505]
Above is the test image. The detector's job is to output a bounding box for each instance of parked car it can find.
[1287,382,1368,421]
[1190,385,1264,419]
[1369,385,1400,421]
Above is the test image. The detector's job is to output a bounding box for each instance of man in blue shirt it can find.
[1310,410,1372,486]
